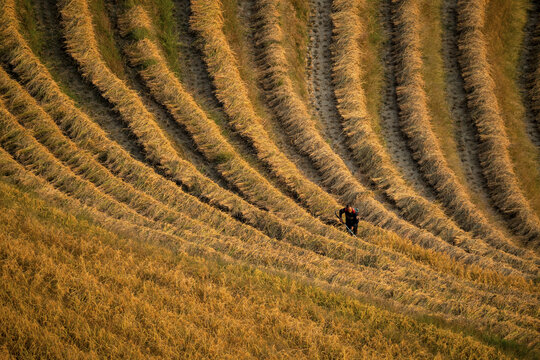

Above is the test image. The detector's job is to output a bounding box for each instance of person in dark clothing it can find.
[338,204,359,235]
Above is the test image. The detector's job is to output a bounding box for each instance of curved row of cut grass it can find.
[57,0,372,242]
[0,0,388,271]
[1,139,538,351]
[455,0,540,247]
[331,0,536,273]
[383,0,537,265]
[3,0,540,348]
[0,66,397,271]
[4,0,538,288]
[6,118,531,340]
[1,0,526,291]
[250,0,503,267]
[0,106,149,228]
[0,179,520,360]
[52,0,540,294]
[123,5,342,223]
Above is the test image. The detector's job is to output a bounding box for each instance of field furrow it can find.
[385,0,537,264]
[250,0,516,269]
[455,0,540,247]
[1,0,538,355]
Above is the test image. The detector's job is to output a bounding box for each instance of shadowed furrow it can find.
[331,0,536,276]
[384,0,537,266]
[1,0,539,356]
[455,0,540,247]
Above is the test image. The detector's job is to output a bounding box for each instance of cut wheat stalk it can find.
[249,0,511,268]
[1,0,534,288]
[377,0,539,266]
[57,0,379,245]
[456,0,540,248]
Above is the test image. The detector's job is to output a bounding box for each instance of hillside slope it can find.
[0,0,539,357]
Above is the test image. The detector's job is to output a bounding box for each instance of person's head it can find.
[346,204,353,212]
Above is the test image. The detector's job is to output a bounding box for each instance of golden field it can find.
[0,0,539,358]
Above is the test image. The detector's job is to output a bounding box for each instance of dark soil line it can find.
[518,0,540,150]
[378,0,438,203]
[441,0,528,242]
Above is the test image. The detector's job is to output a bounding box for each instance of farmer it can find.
[338,204,359,235]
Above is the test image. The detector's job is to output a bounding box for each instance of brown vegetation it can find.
[1,176,519,359]
[456,0,540,247]
[250,0,514,268]
[3,0,523,291]
[331,0,536,275]
[0,0,539,356]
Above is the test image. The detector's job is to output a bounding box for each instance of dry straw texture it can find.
[331,0,535,273]
[1,0,540,353]
[0,175,518,359]
[57,0,374,246]
[0,0,500,288]
[250,0,510,268]
[456,0,540,247]
[6,99,539,343]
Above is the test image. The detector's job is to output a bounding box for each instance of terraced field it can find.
[0,0,539,358]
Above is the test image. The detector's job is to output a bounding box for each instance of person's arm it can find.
[338,208,344,222]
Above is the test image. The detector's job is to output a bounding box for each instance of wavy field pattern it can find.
[0,0,539,357]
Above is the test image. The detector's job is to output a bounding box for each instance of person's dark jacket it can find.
[339,207,359,226]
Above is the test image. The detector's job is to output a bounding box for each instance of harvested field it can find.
[1,0,539,357]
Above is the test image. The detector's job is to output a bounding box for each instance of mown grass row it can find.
[384,0,537,267]
[250,0,508,269]
[1,0,528,292]
[455,0,540,247]
[0,0,385,274]
[5,48,537,333]
[2,0,540,348]
[129,1,341,221]
[0,107,435,316]
[62,0,514,278]
[5,121,537,346]
[57,0,378,245]
[0,65,401,272]
[117,5,342,228]
[331,0,536,275]
[3,0,536,318]
[0,180,518,360]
